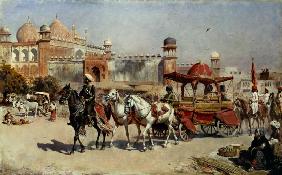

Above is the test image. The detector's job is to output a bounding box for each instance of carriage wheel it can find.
[201,125,218,136]
[179,123,195,141]
[217,124,238,137]
[152,128,168,138]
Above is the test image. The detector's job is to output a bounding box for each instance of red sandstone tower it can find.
[38,24,51,77]
[162,37,177,84]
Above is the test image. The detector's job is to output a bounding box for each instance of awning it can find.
[164,72,233,85]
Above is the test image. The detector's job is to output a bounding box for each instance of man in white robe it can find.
[250,86,259,115]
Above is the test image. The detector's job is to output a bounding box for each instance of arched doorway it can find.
[75,50,83,59]
[92,67,100,82]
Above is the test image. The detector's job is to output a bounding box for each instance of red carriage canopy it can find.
[187,62,213,78]
[164,71,233,85]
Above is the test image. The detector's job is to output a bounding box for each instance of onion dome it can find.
[0,26,10,35]
[49,18,72,40]
[164,37,176,46]
[187,62,213,78]
[40,24,50,32]
[211,51,220,59]
[16,19,39,42]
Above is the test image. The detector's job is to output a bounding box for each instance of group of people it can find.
[250,86,282,116]
[239,120,281,171]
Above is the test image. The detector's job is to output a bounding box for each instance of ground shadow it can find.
[37,139,73,155]
[87,138,169,152]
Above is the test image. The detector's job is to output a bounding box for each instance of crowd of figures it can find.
[1,74,281,172]
[233,86,282,135]
[2,91,57,124]
[232,86,282,172]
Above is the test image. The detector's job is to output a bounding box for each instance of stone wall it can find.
[109,55,163,84]
[48,59,83,84]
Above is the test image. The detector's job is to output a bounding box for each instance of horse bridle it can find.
[124,95,151,118]
[60,88,72,102]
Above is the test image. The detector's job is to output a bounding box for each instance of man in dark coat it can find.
[161,85,176,105]
[79,74,96,126]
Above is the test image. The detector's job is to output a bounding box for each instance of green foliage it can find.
[31,75,61,100]
[0,64,29,95]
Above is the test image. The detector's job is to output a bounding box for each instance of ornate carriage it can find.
[158,63,240,141]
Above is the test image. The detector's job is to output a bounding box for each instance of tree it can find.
[0,64,29,102]
[31,75,61,100]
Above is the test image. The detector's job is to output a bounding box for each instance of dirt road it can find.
[0,106,253,174]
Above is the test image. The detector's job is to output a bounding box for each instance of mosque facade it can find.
[0,17,176,85]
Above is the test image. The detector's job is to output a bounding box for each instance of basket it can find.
[218,145,239,157]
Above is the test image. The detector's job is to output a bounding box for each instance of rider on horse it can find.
[79,74,96,126]
[250,86,259,115]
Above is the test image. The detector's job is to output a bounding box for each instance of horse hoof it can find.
[133,142,138,147]
[175,141,179,145]
[100,146,105,150]
[69,151,74,155]
[143,147,147,151]
[109,143,114,148]
[126,143,131,148]
[163,144,167,148]
[80,147,85,153]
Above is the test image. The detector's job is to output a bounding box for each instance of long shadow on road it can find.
[37,139,73,155]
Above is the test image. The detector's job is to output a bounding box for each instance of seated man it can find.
[239,128,273,170]
[160,85,176,105]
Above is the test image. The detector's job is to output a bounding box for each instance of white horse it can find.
[105,89,142,148]
[16,99,39,118]
[124,94,178,150]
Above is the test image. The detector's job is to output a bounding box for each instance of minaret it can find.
[72,24,76,37]
[0,26,11,42]
[103,39,112,58]
[210,51,220,77]
[162,37,177,84]
[38,24,51,77]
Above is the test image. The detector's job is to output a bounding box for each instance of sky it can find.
[0,0,281,72]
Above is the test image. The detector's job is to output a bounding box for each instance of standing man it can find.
[264,88,270,105]
[79,74,96,126]
[250,86,259,115]
[49,101,57,122]
[263,88,271,117]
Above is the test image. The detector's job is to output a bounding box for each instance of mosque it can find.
[0,17,177,86]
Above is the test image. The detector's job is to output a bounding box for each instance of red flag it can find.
[251,58,257,89]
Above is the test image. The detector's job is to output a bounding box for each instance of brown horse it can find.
[234,98,267,135]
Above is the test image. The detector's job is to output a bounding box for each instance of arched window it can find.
[75,50,84,59]
[13,49,19,62]
[31,48,38,62]
[22,49,28,62]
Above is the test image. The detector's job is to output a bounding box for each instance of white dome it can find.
[211,51,220,58]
